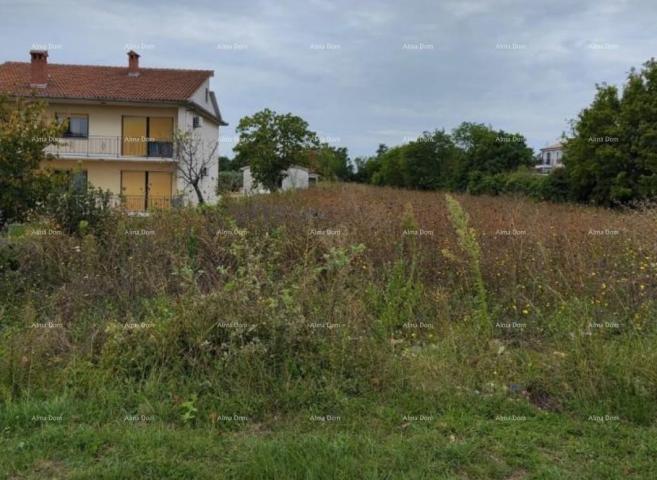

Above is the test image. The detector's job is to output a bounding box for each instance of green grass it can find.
[2,184,657,478]
[2,400,656,479]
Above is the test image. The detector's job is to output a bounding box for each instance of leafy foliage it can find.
[306,144,353,181]
[565,59,657,205]
[234,109,319,191]
[41,171,113,235]
[0,97,63,226]
[356,124,533,192]
[217,171,243,194]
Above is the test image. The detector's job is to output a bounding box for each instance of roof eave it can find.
[0,92,226,125]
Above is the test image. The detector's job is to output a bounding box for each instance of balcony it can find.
[121,195,173,212]
[45,136,174,160]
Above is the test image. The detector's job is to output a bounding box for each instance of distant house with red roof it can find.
[0,50,227,211]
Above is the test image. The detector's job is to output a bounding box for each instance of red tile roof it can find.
[0,61,212,104]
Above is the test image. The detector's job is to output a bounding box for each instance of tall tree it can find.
[564,84,623,204]
[374,146,406,187]
[234,109,319,191]
[403,130,461,190]
[352,144,388,184]
[0,97,63,226]
[306,144,353,180]
[451,122,534,190]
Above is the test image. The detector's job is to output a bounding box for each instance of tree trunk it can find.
[192,181,205,205]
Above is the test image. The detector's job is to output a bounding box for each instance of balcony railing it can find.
[45,136,174,159]
[121,195,173,212]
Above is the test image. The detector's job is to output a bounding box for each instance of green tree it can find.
[374,146,406,187]
[451,122,534,191]
[564,84,623,204]
[216,171,243,193]
[234,109,319,191]
[0,97,63,226]
[566,60,657,205]
[219,156,235,171]
[352,144,387,184]
[403,130,461,190]
[307,144,353,180]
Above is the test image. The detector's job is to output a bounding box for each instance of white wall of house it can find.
[242,166,265,194]
[540,148,563,166]
[175,101,220,205]
[189,79,214,111]
[282,167,310,190]
[242,166,312,194]
[537,143,564,173]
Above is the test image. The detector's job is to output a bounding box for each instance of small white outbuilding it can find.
[241,165,319,194]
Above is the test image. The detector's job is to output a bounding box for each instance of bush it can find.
[501,167,546,199]
[466,171,503,195]
[541,167,572,202]
[217,171,243,194]
[41,175,113,235]
[467,167,563,201]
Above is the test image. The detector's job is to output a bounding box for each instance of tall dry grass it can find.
[1,183,656,424]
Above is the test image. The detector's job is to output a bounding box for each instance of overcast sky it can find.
[2,0,656,157]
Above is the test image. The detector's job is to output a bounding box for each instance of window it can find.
[546,152,551,165]
[122,116,174,157]
[53,169,88,192]
[71,170,88,192]
[205,88,209,103]
[193,116,201,129]
[58,114,89,138]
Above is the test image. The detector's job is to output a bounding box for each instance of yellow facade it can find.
[44,159,174,192]
[46,103,179,138]
[42,102,180,211]
[44,159,176,211]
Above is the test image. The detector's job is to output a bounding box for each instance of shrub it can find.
[217,171,243,194]
[467,167,556,201]
[541,167,572,202]
[466,171,503,195]
[501,167,546,199]
[41,175,113,235]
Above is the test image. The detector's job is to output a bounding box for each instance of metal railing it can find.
[120,195,173,212]
[45,136,174,159]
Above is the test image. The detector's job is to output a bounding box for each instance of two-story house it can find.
[536,142,564,174]
[0,50,227,211]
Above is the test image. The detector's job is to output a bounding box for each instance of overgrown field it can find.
[1,183,657,479]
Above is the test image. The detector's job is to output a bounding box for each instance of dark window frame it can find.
[57,114,89,139]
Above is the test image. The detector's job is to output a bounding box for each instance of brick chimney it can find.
[30,50,48,87]
[127,50,140,76]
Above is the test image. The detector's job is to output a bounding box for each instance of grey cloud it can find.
[2,0,656,155]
